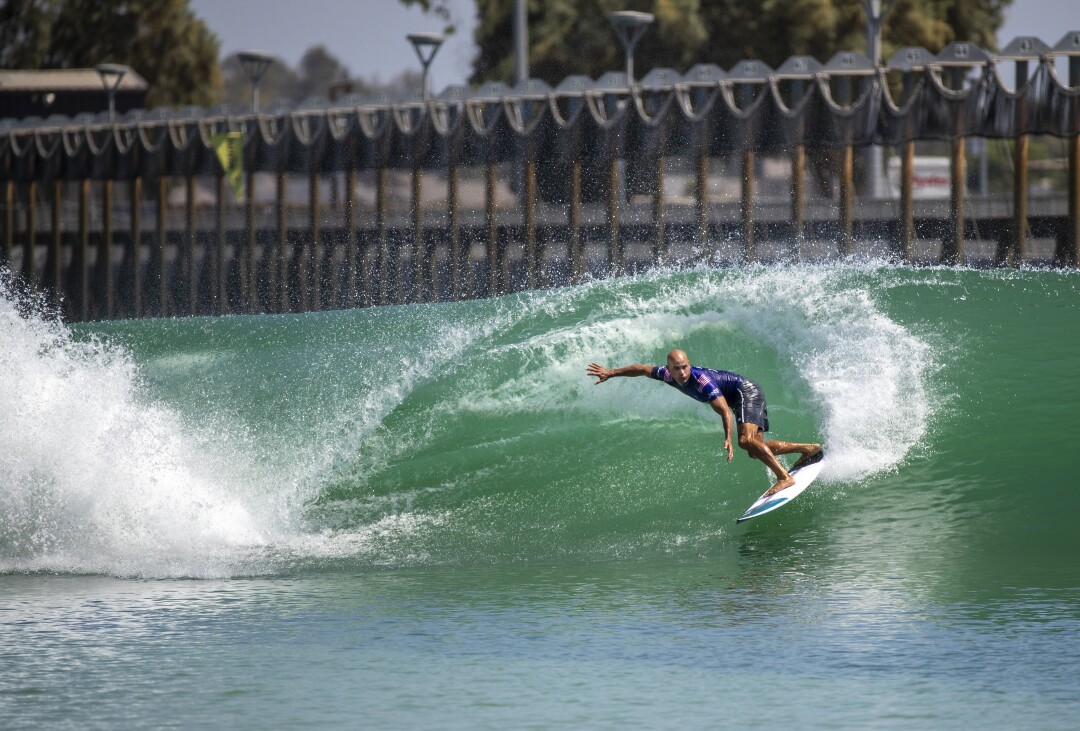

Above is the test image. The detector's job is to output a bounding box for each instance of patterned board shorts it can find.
[731,380,770,432]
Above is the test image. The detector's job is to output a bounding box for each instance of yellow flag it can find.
[211,132,245,202]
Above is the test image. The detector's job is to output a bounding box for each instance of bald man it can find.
[587,349,821,497]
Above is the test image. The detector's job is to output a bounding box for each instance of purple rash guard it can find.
[649,365,744,404]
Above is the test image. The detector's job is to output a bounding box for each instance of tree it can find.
[219,47,422,109]
[0,0,221,108]
[397,0,459,34]
[295,46,350,102]
[459,0,1012,86]
[220,53,300,111]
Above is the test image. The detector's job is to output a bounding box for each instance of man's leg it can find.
[737,423,795,495]
[765,438,822,469]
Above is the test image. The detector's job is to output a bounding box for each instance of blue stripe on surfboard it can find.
[738,496,788,521]
[735,450,824,523]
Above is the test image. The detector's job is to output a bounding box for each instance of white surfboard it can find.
[735,451,824,523]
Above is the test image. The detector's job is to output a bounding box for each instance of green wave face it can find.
[2,264,1078,584]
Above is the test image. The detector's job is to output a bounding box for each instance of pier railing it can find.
[2,38,1079,321]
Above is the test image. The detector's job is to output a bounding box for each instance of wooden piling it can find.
[1062,135,1080,267]
[130,177,142,317]
[944,137,965,264]
[411,166,424,302]
[102,179,115,318]
[2,181,12,268]
[308,167,320,311]
[1010,134,1029,266]
[486,162,499,296]
[569,159,584,284]
[829,74,856,259]
[215,175,227,314]
[426,219,439,304]
[696,155,709,254]
[653,156,667,262]
[23,180,36,285]
[76,180,90,321]
[48,180,62,305]
[1007,59,1031,267]
[607,159,621,274]
[839,146,854,256]
[1058,59,1080,268]
[899,141,915,263]
[524,159,538,289]
[156,177,168,318]
[184,175,196,316]
[447,165,461,300]
[277,170,289,313]
[741,150,755,263]
[344,167,358,306]
[942,67,966,265]
[376,167,389,305]
[791,146,805,259]
[245,170,257,312]
[499,212,511,294]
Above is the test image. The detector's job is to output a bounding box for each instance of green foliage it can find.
[219,45,423,109]
[459,0,1013,85]
[398,0,459,35]
[221,54,300,111]
[0,0,221,108]
[295,46,350,101]
[220,45,352,110]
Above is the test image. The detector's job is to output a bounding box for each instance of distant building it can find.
[0,68,149,120]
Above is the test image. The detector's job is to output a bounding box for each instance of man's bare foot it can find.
[791,445,823,471]
[763,476,796,498]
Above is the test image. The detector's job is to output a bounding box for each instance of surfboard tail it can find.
[789,448,824,475]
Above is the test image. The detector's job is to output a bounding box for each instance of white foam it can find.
[0,275,267,578]
[0,262,939,576]
[706,266,935,480]
[456,264,936,482]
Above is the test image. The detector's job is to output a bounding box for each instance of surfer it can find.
[587,349,821,497]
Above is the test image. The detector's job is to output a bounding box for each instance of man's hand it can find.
[724,439,734,463]
[587,363,614,384]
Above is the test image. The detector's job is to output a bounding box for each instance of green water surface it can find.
[2,265,1078,728]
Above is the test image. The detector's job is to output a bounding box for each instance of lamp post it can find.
[237,50,277,113]
[860,0,895,68]
[407,32,445,103]
[859,0,895,199]
[514,0,528,84]
[607,10,654,85]
[95,63,129,121]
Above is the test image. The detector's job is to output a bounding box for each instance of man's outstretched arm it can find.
[587,363,653,384]
[709,397,736,463]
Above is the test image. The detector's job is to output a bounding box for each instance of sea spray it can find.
[0,272,266,577]
[702,265,937,480]
[295,263,941,564]
[2,262,943,574]
[456,264,936,482]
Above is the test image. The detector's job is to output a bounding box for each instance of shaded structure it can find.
[2,36,1080,321]
[0,68,149,119]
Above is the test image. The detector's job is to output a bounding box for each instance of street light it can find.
[607,10,654,85]
[859,0,896,199]
[95,63,129,121]
[407,32,445,103]
[514,0,528,85]
[860,0,896,67]
[237,50,277,113]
